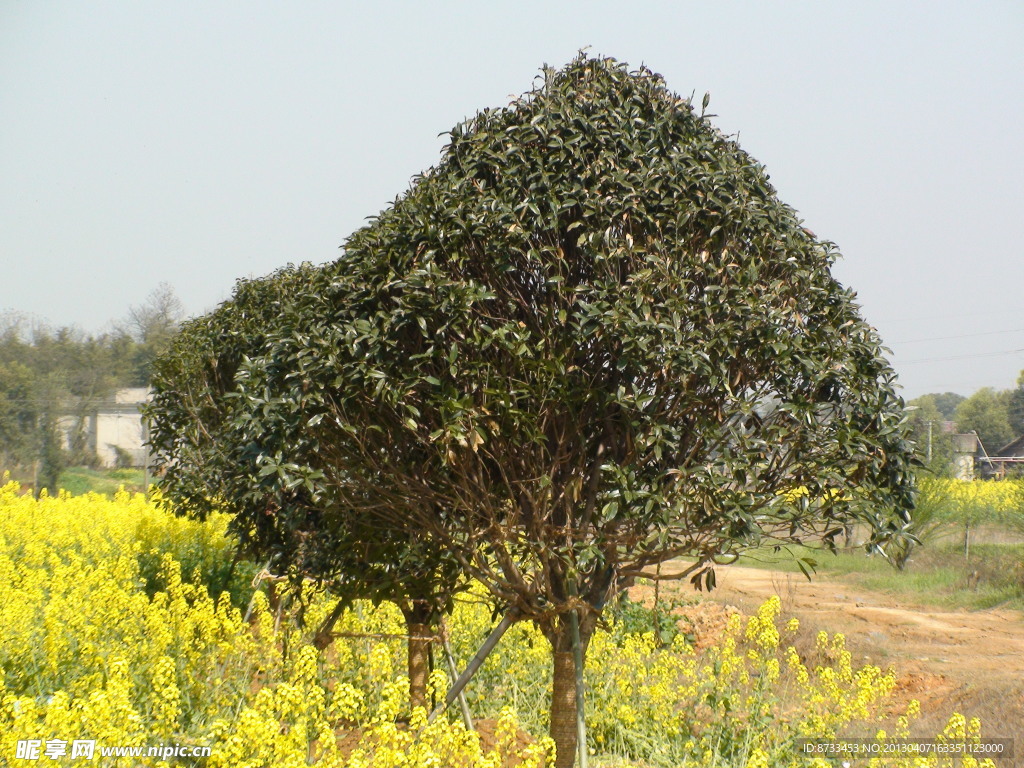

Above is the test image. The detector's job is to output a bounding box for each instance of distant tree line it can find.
[907,372,1024,473]
[0,283,183,492]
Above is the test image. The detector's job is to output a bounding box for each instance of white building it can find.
[60,388,151,468]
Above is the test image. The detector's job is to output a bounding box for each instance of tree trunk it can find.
[550,650,578,768]
[401,600,435,713]
[407,621,431,712]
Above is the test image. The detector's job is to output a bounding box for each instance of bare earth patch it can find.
[640,563,1024,746]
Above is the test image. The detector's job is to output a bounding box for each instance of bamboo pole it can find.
[428,608,517,723]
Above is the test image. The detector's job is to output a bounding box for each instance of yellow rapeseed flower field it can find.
[0,480,999,767]
[925,478,1024,524]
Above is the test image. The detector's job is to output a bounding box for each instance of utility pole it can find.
[927,420,933,464]
[142,415,149,493]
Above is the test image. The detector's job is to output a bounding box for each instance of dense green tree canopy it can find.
[238,54,914,603]
[0,361,39,469]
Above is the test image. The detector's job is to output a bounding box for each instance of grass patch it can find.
[737,536,1024,611]
[57,466,146,496]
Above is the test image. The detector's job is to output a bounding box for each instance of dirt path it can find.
[641,564,1024,738]
[710,564,1024,685]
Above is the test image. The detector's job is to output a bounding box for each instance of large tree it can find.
[230,56,916,766]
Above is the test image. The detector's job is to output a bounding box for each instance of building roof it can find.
[992,433,1024,459]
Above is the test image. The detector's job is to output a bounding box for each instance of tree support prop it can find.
[438,616,473,730]
[428,607,518,724]
[570,609,588,768]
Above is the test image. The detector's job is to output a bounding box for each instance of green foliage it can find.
[606,592,683,646]
[909,379,1024,475]
[1009,370,1024,439]
[0,361,38,468]
[230,53,914,642]
[37,414,65,495]
[147,263,462,617]
[0,296,179,479]
[147,265,318,526]
[906,394,956,474]
[954,386,1015,450]
[927,391,965,420]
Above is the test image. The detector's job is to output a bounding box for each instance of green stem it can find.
[570,609,588,768]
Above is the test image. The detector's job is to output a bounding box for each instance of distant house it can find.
[979,433,1024,479]
[59,388,150,468]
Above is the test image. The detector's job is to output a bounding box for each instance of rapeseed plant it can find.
[0,480,1000,767]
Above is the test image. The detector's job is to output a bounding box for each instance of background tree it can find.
[236,55,916,767]
[906,394,955,474]
[121,282,185,384]
[35,383,66,494]
[147,266,462,710]
[928,391,965,421]
[953,387,1014,451]
[1007,370,1024,440]
[0,361,41,473]
[0,309,161,480]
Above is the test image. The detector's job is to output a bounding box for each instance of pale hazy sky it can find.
[2,1,1022,398]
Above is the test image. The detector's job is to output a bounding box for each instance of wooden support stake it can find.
[428,607,518,724]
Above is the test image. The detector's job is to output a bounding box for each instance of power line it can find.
[890,327,1024,345]
[873,308,1023,326]
[899,347,1024,365]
